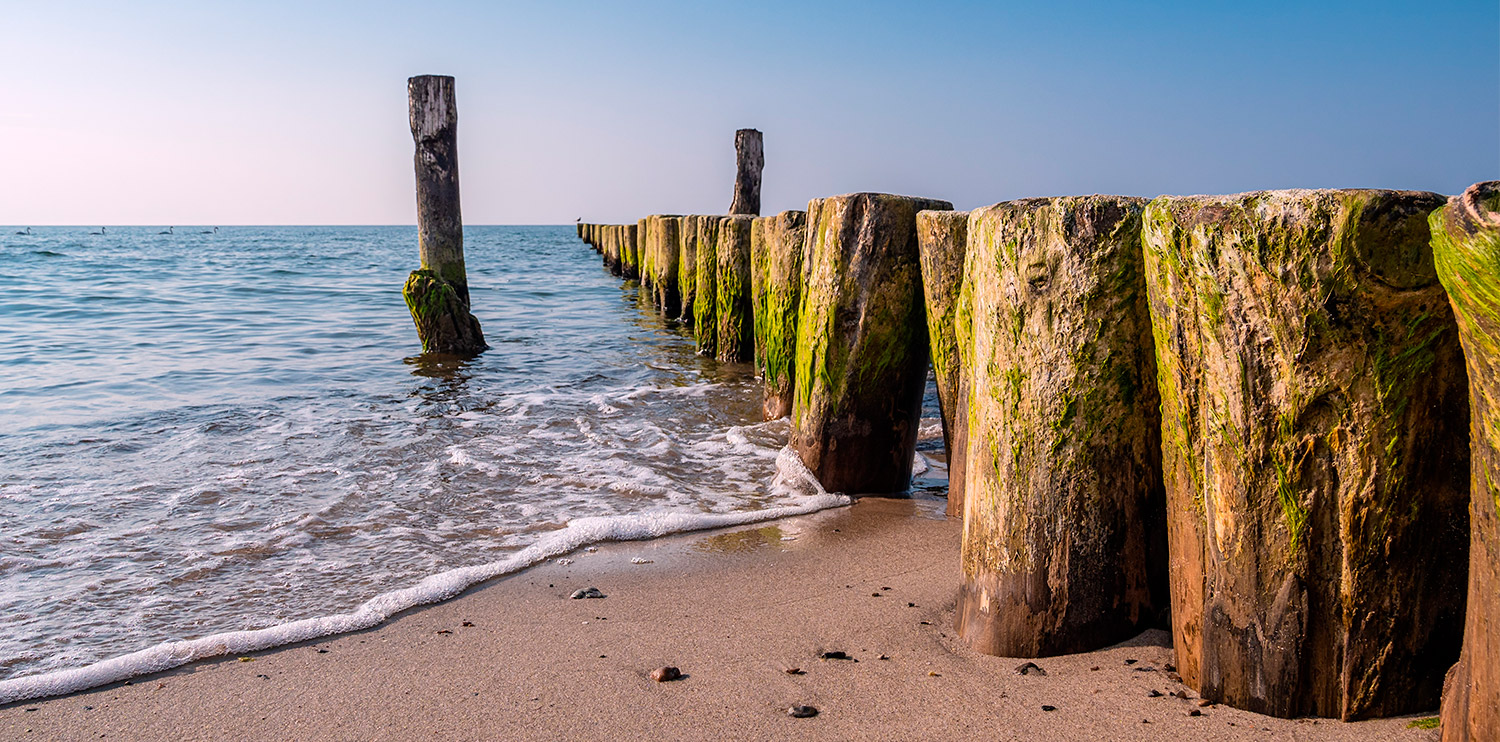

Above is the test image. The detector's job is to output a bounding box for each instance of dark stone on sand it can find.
[651,666,682,682]
[1041,705,1057,712]
[1148,690,1164,698]
[570,587,606,599]
[820,651,852,661]
[1015,662,1047,676]
[787,705,819,718]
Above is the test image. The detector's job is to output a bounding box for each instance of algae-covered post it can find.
[792,192,951,494]
[1433,181,1500,742]
[954,197,1167,659]
[678,216,700,321]
[729,129,764,216]
[750,210,808,419]
[694,216,722,356]
[402,74,485,355]
[648,216,683,316]
[1143,189,1468,721]
[715,215,755,362]
[915,210,970,517]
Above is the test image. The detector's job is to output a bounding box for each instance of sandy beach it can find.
[0,498,1439,741]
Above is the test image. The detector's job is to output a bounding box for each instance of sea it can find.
[0,225,946,703]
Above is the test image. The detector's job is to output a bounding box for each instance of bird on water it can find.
[14,227,31,235]
[89,227,106,235]
[158,226,174,235]
[199,226,219,234]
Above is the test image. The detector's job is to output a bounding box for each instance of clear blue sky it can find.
[2,0,1495,225]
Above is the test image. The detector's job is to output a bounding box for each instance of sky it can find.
[1,0,1495,225]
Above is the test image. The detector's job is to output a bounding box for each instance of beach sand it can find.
[0,497,1438,741]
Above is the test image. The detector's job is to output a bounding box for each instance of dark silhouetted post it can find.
[403,74,485,354]
[728,129,764,216]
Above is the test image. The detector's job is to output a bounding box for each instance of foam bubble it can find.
[0,446,847,705]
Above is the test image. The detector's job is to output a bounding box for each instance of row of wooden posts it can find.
[576,184,1500,737]
[396,73,1493,737]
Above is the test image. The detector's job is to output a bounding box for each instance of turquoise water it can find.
[0,226,944,691]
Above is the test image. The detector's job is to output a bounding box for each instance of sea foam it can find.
[0,446,847,705]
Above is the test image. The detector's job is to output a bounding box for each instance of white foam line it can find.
[0,447,846,705]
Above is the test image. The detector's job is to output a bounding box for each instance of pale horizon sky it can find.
[2,1,1496,225]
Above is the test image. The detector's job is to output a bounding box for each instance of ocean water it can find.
[0,225,945,702]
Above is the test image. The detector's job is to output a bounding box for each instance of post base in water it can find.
[404,269,487,355]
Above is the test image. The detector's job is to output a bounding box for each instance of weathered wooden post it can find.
[646,215,683,316]
[915,210,970,518]
[694,216,722,355]
[729,129,764,216]
[954,197,1167,658]
[791,192,951,493]
[1434,181,1500,742]
[402,75,486,355]
[750,210,808,419]
[1143,189,1469,720]
[715,215,756,362]
[679,216,701,320]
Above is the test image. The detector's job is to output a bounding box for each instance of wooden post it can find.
[403,74,485,355]
[715,215,756,362]
[1434,181,1500,741]
[679,216,701,320]
[915,210,970,518]
[694,216,723,356]
[954,197,1167,659]
[729,129,764,216]
[791,192,951,494]
[647,215,683,316]
[750,210,808,419]
[1143,189,1468,720]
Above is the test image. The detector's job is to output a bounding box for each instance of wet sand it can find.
[0,498,1438,741]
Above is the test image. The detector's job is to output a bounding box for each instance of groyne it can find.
[576,181,1500,728]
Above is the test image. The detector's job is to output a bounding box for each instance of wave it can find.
[0,446,847,705]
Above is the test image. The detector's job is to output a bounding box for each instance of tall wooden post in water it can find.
[403,74,486,354]
[728,129,763,216]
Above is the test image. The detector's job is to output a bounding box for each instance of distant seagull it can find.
[90,227,106,235]
[14,227,31,235]
[158,226,174,235]
[199,226,219,234]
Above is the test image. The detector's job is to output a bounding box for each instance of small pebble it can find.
[1090,666,1100,672]
[877,654,889,661]
[237,657,254,663]
[1164,663,1176,672]
[787,705,818,718]
[555,558,574,566]
[1041,705,1057,712]
[1147,690,1163,698]
[1167,671,1183,683]
[585,546,599,552]
[881,586,892,591]
[630,558,653,564]
[1133,665,1157,672]
[1188,709,1203,717]
[820,651,852,661]
[316,649,329,654]
[871,593,882,597]
[927,671,941,677]
[1197,699,1213,707]
[1173,690,1191,700]
[435,630,453,635]
[907,602,916,608]
[1124,658,1138,665]
[570,587,606,599]
[784,668,805,675]
[650,666,681,682]
[462,621,474,627]
[1014,661,1047,676]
